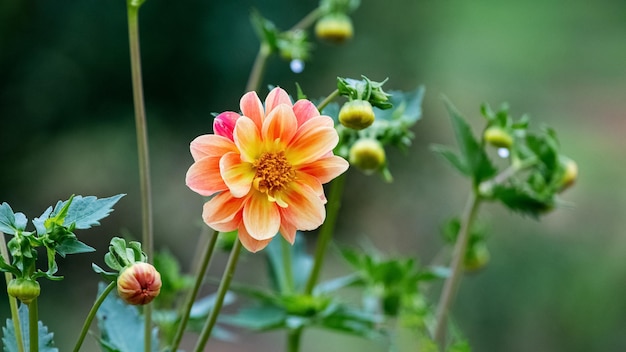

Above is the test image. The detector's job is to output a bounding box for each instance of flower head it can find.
[117,262,162,305]
[186,87,349,252]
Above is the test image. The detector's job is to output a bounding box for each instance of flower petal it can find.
[278,181,325,231]
[202,192,245,232]
[186,156,228,196]
[296,155,349,184]
[240,91,264,129]
[286,116,339,166]
[279,220,297,244]
[243,192,280,240]
[220,152,255,198]
[293,99,320,126]
[262,104,298,146]
[265,87,292,114]
[293,171,325,203]
[234,116,263,163]
[190,134,237,161]
[238,226,272,253]
[213,111,240,140]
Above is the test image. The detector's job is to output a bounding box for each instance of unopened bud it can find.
[339,100,375,130]
[349,139,386,172]
[464,241,490,273]
[315,13,353,43]
[117,262,162,305]
[559,157,578,191]
[7,278,40,304]
[483,126,513,149]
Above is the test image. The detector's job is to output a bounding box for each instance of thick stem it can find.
[169,229,220,351]
[72,282,116,352]
[126,5,154,352]
[433,191,481,348]
[28,298,38,352]
[304,173,346,295]
[245,43,272,93]
[316,89,340,112]
[192,239,243,352]
[287,327,303,352]
[0,233,24,352]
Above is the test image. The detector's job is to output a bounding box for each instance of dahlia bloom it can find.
[186,87,349,252]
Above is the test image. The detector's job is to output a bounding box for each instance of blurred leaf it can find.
[220,305,287,331]
[265,236,312,293]
[492,184,553,218]
[2,304,58,352]
[153,250,193,308]
[250,10,279,51]
[430,145,470,176]
[51,194,124,230]
[95,282,159,352]
[314,273,362,294]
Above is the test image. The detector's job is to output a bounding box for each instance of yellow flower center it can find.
[252,151,295,196]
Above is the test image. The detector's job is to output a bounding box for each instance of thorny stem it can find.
[0,233,24,352]
[169,229,220,351]
[245,43,272,93]
[192,239,243,352]
[28,298,38,352]
[127,4,154,352]
[316,89,340,112]
[72,282,116,352]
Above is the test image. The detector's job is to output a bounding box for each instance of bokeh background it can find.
[1,0,625,351]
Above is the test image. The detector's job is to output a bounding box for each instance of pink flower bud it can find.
[117,262,162,305]
[213,111,240,141]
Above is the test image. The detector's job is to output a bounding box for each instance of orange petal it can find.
[293,100,320,126]
[278,181,325,231]
[240,91,264,129]
[294,171,324,201]
[238,226,273,253]
[243,192,280,240]
[190,134,237,161]
[202,192,245,232]
[297,155,349,184]
[279,220,297,244]
[265,87,292,114]
[286,116,339,166]
[233,117,263,163]
[220,152,255,198]
[186,156,228,196]
[262,104,297,145]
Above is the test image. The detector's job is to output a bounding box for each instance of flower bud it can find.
[7,278,40,304]
[117,262,162,305]
[339,100,375,130]
[349,139,386,172]
[464,241,490,273]
[315,13,353,43]
[483,126,513,149]
[559,157,578,191]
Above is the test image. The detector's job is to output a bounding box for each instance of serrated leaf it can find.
[52,194,124,230]
[492,185,552,218]
[2,304,59,352]
[95,282,159,352]
[0,203,23,235]
[55,237,95,257]
[32,207,52,236]
[430,144,470,176]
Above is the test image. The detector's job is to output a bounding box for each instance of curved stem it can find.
[316,89,340,112]
[289,8,323,31]
[169,229,220,351]
[126,5,154,352]
[72,282,116,352]
[245,43,272,93]
[433,191,481,348]
[0,233,24,352]
[192,239,243,352]
[28,298,38,352]
[304,173,347,295]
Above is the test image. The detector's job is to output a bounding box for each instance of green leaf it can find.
[265,236,312,292]
[0,203,27,235]
[51,194,125,230]
[92,263,118,282]
[55,237,95,257]
[220,305,287,331]
[32,207,53,236]
[2,304,58,352]
[430,145,470,176]
[492,184,553,218]
[95,282,159,352]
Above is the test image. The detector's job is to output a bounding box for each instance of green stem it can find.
[169,229,220,351]
[316,89,340,112]
[281,236,295,294]
[72,282,116,352]
[28,298,38,352]
[245,42,272,92]
[192,239,243,352]
[126,4,154,352]
[289,8,323,31]
[433,191,481,348]
[304,173,346,295]
[287,327,303,352]
[0,233,24,352]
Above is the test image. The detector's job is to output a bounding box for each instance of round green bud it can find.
[559,157,578,191]
[483,126,513,148]
[315,13,354,43]
[7,278,40,304]
[339,100,375,130]
[349,139,386,172]
[464,241,490,273]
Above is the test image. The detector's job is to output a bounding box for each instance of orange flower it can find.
[186,87,349,252]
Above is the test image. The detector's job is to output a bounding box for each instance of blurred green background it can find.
[1,0,625,351]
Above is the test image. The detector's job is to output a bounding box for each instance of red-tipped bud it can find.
[117,262,162,305]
